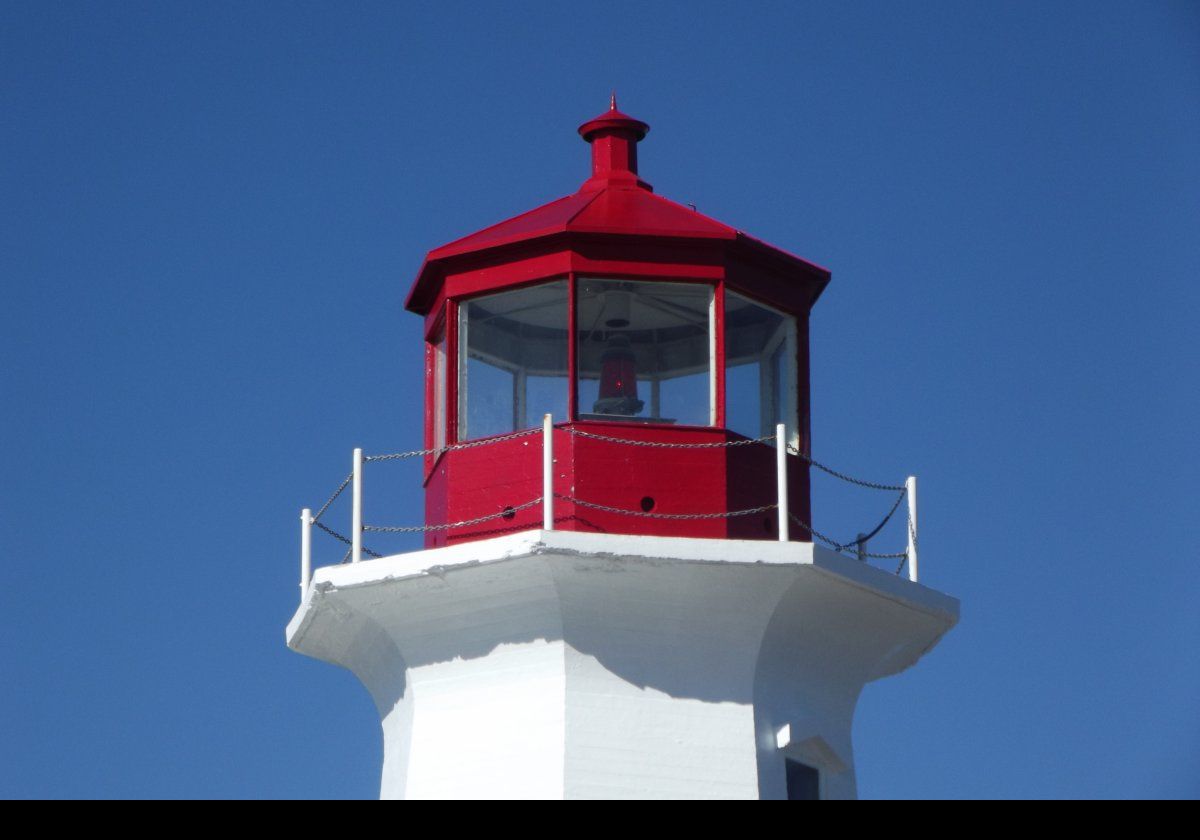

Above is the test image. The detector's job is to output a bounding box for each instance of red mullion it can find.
[567,272,578,423]
[795,310,813,538]
[714,279,726,429]
[796,311,811,458]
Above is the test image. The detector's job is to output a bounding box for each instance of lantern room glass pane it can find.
[725,290,797,443]
[457,281,568,441]
[577,279,713,426]
[431,325,447,451]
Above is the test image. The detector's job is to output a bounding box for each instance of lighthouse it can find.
[286,99,958,800]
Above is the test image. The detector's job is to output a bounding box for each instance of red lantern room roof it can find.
[405,98,830,315]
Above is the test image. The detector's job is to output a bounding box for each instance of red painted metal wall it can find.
[423,423,810,548]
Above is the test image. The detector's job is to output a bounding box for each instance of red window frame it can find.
[570,274,725,431]
[435,273,732,445]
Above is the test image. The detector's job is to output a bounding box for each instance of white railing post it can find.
[352,447,363,564]
[776,423,789,542]
[543,414,554,531]
[300,507,312,598]
[906,475,918,583]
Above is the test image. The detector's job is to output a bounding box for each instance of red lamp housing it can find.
[594,335,642,417]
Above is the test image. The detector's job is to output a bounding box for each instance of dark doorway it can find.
[785,759,820,800]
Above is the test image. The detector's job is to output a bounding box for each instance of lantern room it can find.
[406,98,831,547]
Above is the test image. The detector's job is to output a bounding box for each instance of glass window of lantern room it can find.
[430,322,448,452]
[576,279,714,426]
[457,280,569,441]
[725,290,798,444]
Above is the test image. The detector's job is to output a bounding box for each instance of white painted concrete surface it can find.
[286,530,958,799]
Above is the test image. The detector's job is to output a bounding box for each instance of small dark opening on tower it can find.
[785,759,820,800]
[501,506,516,521]
[640,496,656,512]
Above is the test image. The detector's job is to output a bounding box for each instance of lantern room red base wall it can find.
[423,422,811,549]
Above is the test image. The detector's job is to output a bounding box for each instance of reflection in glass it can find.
[458,281,568,440]
[725,290,796,442]
[431,326,447,451]
[576,279,713,426]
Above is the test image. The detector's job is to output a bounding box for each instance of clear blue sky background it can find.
[2,1,1197,799]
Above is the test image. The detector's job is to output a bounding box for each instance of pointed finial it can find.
[610,90,617,111]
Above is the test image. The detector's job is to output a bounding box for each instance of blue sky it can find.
[2,1,1197,798]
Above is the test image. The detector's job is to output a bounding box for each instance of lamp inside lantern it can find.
[578,278,712,425]
[593,333,643,416]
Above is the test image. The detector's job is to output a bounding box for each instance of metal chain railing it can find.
[364,497,543,533]
[338,546,383,564]
[785,444,905,492]
[297,419,921,598]
[312,473,352,524]
[788,513,907,561]
[561,425,913,571]
[896,515,919,576]
[557,493,776,521]
[564,426,902,494]
[564,427,772,449]
[785,513,864,556]
[314,521,383,560]
[313,520,353,546]
[363,427,540,463]
[830,486,908,554]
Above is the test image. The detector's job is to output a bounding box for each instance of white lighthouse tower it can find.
[286,100,958,800]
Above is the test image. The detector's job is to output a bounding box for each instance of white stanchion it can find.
[906,475,918,583]
[300,507,312,597]
[352,448,363,564]
[543,414,554,531]
[776,424,789,542]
